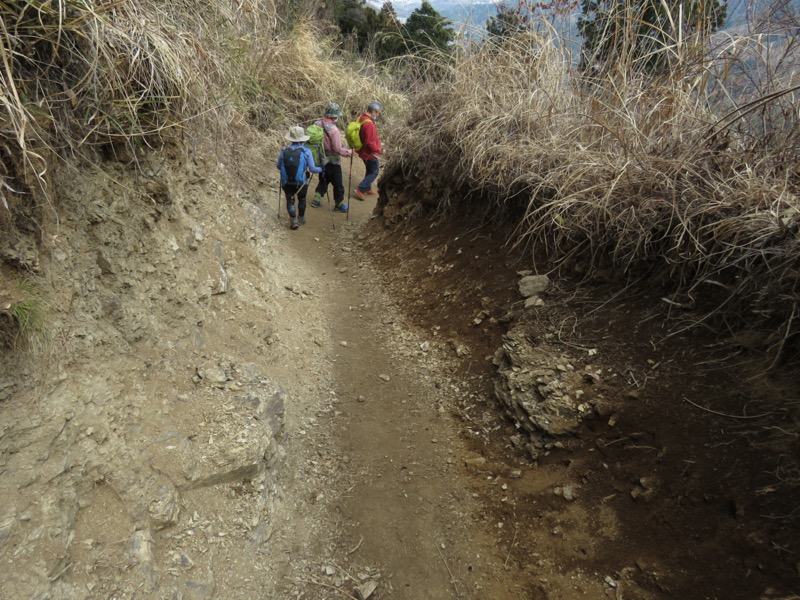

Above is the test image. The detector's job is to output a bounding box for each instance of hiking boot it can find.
[354,188,366,201]
[290,217,300,230]
[366,189,377,195]
[311,194,322,208]
[298,216,306,225]
[333,204,348,213]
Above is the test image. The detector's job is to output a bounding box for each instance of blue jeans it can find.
[358,158,379,192]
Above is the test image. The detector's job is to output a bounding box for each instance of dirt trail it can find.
[269,176,533,599]
[4,143,796,599]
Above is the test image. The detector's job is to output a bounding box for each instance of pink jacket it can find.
[315,118,352,163]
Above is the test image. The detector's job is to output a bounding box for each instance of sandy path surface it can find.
[268,172,530,599]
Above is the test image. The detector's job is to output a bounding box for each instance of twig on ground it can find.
[347,536,363,555]
[437,545,461,599]
[504,523,518,569]
[768,303,796,371]
[681,396,773,420]
[332,563,359,584]
[283,576,356,598]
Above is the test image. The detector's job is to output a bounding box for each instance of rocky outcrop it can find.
[492,323,598,458]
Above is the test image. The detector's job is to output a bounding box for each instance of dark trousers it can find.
[315,162,345,204]
[283,183,308,217]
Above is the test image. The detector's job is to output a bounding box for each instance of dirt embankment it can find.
[1,138,799,600]
[368,165,800,599]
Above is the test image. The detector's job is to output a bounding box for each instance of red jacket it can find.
[357,113,382,160]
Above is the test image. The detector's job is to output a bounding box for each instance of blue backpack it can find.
[280,146,308,186]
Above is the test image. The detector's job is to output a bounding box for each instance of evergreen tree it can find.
[404,1,456,53]
[373,2,407,60]
[334,0,380,52]
[578,0,727,72]
[486,1,531,38]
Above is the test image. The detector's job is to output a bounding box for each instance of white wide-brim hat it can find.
[285,125,310,142]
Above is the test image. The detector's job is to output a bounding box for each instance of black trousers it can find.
[314,162,345,204]
[283,183,308,217]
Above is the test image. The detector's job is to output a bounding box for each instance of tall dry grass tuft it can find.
[392,17,800,364]
[0,0,404,213]
[250,22,407,128]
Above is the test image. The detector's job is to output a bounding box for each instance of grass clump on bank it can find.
[388,12,800,365]
[0,276,46,352]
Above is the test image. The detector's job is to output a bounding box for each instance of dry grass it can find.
[391,16,800,364]
[0,0,404,219]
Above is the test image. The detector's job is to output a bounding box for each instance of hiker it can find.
[311,102,354,213]
[353,101,383,201]
[276,126,323,230]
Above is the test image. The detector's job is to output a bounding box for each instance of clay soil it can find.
[361,200,800,600]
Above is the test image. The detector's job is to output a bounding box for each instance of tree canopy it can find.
[486,1,532,38]
[331,0,454,59]
[403,1,456,52]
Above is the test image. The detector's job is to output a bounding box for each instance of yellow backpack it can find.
[345,120,363,152]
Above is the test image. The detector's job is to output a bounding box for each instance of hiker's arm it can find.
[304,149,323,174]
[328,127,352,157]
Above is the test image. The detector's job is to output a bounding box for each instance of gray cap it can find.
[324,102,342,118]
[367,101,383,114]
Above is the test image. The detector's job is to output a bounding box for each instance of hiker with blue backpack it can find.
[309,102,354,213]
[276,126,323,230]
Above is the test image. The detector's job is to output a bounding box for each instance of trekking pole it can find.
[276,184,281,222]
[326,190,335,231]
[346,155,353,222]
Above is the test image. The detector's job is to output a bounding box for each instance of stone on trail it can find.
[524,296,545,309]
[353,580,378,600]
[518,274,550,298]
[378,374,390,382]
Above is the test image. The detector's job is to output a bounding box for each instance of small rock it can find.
[464,456,486,472]
[508,469,522,478]
[562,485,575,501]
[339,341,348,347]
[523,296,545,309]
[324,565,336,576]
[420,341,430,352]
[518,274,550,298]
[357,396,366,403]
[378,374,390,382]
[353,580,378,600]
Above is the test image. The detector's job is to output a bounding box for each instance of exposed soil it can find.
[0,139,798,600]
[362,194,800,599]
